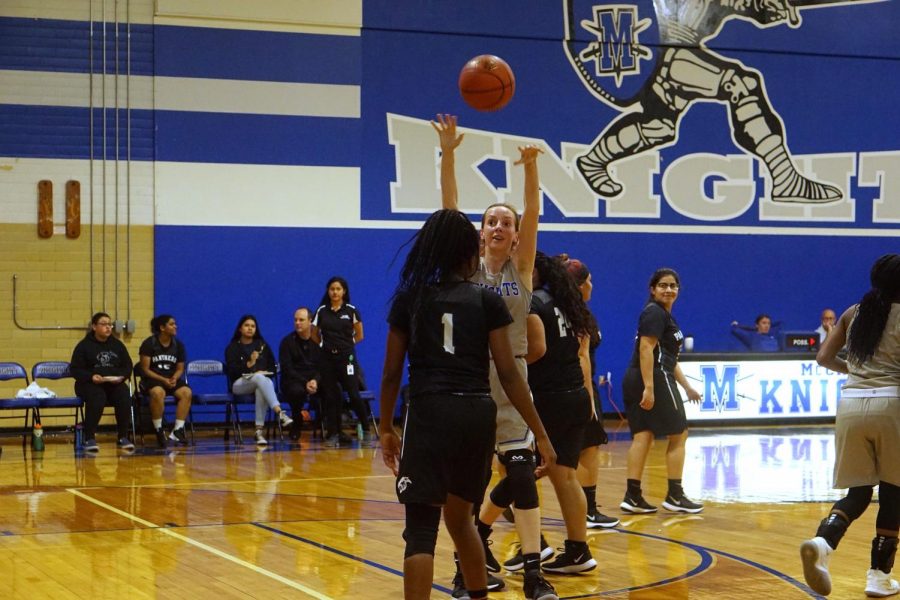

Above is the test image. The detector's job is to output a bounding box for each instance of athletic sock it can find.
[668,479,684,497]
[174,419,185,430]
[523,552,541,575]
[583,485,597,512]
[152,418,163,430]
[626,479,642,496]
[476,519,492,540]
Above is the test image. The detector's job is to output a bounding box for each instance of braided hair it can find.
[847,254,900,366]
[392,209,480,332]
[534,252,592,339]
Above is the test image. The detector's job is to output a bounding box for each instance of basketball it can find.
[458,54,515,112]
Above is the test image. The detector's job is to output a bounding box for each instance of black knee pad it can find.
[876,482,900,532]
[834,485,874,523]
[403,503,441,558]
[489,478,513,509]
[502,449,539,510]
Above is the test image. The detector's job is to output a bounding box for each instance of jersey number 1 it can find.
[442,313,455,354]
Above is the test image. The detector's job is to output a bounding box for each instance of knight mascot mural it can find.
[564,0,869,204]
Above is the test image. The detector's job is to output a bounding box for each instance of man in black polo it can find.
[278,307,322,440]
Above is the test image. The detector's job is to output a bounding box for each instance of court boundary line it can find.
[65,487,335,600]
[541,517,820,599]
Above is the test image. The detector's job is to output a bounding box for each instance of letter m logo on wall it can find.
[700,365,740,413]
[563,1,658,107]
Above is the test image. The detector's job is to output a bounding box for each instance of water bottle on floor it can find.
[32,423,45,452]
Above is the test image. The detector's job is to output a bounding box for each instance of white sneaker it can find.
[800,536,833,596]
[866,569,900,597]
[254,429,268,445]
[278,411,293,427]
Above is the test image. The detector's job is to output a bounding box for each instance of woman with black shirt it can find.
[138,314,192,448]
[224,314,293,445]
[525,252,597,573]
[564,257,619,529]
[620,268,703,514]
[378,208,555,600]
[311,276,372,447]
[70,311,134,452]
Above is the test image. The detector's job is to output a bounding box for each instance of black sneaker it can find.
[168,427,188,445]
[450,572,470,600]
[503,535,554,572]
[117,437,135,451]
[155,428,168,449]
[586,509,620,529]
[620,491,657,514]
[523,573,558,600]
[486,571,504,591]
[662,492,704,514]
[542,540,597,574]
[450,569,502,598]
[483,537,501,573]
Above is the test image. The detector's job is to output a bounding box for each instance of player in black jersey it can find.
[526,253,597,573]
[620,268,703,515]
[563,257,619,529]
[379,209,556,600]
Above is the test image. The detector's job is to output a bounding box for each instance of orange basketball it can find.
[458,55,515,112]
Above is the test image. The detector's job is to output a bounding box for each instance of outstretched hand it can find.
[514,144,543,166]
[430,114,464,152]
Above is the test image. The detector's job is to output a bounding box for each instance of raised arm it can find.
[431,114,464,210]
[513,145,543,287]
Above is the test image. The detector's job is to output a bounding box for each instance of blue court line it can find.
[542,516,822,599]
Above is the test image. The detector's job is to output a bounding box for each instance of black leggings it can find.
[320,352,370,436]
[833,482,900,532]
[75,381,132,440]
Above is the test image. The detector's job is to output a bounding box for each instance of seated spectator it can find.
[815,308,836,343]
[731,314,783,352]
[139,314,192,448]
[70,312,134,452]
[278,307,322,440]
[225,314,293,446]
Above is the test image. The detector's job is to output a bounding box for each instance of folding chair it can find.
[132,365,195,447]
[0,362,40,445]
[350,390,380,440]
[32,361,136,447]
[184,360,241,443]
[31,361,85,449]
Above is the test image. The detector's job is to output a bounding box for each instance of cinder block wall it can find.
[0,221,153,427]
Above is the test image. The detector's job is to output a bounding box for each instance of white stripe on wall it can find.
[154,76,360,118]
[0,70,360,118]
[0,156,155,226]
[155,0,362,35]
[0,70,154,110]
[154,161,360,227]
[0,0,154,25]
[0,0,362,33]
